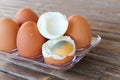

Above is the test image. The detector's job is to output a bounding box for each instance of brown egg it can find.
[65,15,92,48]
[44,56,74,65]
[15,8,38,26]
[17,21,47,58]
[0,18,19,51]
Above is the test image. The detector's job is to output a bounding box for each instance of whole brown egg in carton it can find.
[17,21,47,58]
[0,18,19,51]
[14,8,38,26]
[65,15,92,49]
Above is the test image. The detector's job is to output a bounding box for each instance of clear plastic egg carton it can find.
[0,35,101,71]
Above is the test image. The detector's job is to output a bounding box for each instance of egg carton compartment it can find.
[0,35,101,71]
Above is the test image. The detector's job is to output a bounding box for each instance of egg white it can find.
[37,12,68,39]
[42,36,76,60]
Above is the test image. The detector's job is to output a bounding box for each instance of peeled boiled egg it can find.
[65,15,92,49]
[17,21,47,58]
[15,8,38,26]
[0,18,19,51]
[37,12,68,39]
[42,36,75,65]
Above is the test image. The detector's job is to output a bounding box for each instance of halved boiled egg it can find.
[37,12,68,39]
[42,36,76,65]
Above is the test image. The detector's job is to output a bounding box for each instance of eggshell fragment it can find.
[15,8,38,26]
[17,21,46,58]
[0,18,19,51]
[37,12,68,39]
[44,56,74,65]
[65,15,92,48]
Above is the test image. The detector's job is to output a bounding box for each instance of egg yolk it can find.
[51,41,73,56]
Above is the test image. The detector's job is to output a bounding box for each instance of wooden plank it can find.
[91,47,120,60]
[93,31,120,42]
[71,57,120,79]
[91,38,120,59]
[0,54,97,80]
[98,38,120,52]
[100,74,120,80]
[0,71,24,80]
[71,58,108,78]
[0,0,120,24]
[89,20,120,35]
[105,67,120,78]
[86,53,120,67]
[0,59,64,80]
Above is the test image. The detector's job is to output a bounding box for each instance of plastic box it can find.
[0,35,101,71]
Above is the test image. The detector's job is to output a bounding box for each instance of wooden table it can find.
[0,0,120,80]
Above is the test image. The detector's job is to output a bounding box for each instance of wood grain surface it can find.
[0,0,120,80]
